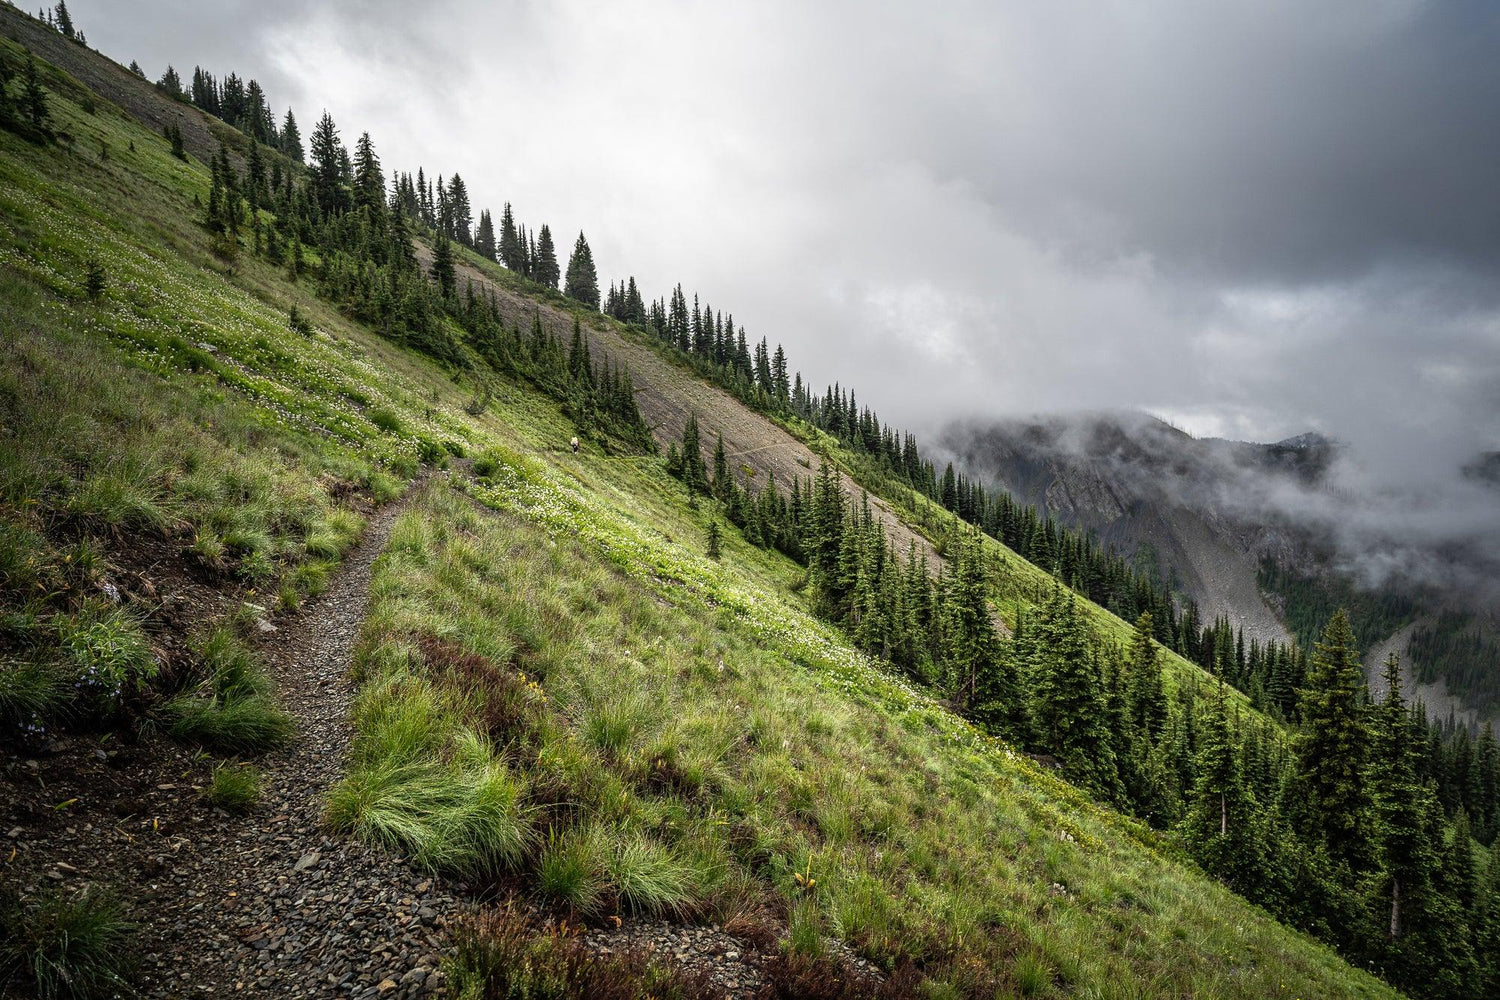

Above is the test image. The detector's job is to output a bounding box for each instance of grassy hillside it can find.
[0,18,1405,999]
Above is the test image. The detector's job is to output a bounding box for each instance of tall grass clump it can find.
[0,885,137,999]
[325,678,531,877]
[204,762,263,813]
[0,659,65,733]
[165,626,292,753]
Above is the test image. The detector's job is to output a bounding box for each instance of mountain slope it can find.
[941,412,1304,645]
[0,14,1420,999]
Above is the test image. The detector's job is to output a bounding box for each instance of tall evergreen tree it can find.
[352,132,384,213]
[498,202,520,270]
[280,108,302,162]
[447,174,473,246]
[475,208,496,261]
[563,230,599,307]
[1184,680,1265,896]
[534,224,560,289]
[308,111,344,214]
[1026,587,1122,801]
[54,1,74,39]
[430,233,456,298]
[1126,612,1169,741]
[1295,609,1373,874]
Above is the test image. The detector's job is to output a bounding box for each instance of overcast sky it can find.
[73,0,1500,497]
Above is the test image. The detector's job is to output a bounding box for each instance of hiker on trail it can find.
[570,436,580,453]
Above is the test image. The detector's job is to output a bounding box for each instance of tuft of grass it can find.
[66,467,168,529]
[0,884,137,1000]
[0,659,66,732]
[604,832,695,916]
[1013,950,1053,997]
[167,694,294,754]
[326,682,532,877]
[368,407,403,434]
[536,828,606,916]
[164,627,292,753]
[204,762,262,813]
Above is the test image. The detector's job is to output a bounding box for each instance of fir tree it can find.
[309,111,344,214]
[430,233,456,298]
[23,55,49,135]
[158,64,182,98]
[707,520,722,560]
[534,224,560,289]
[54,0,74,39]
[711,433,730,499]
[352,132,384,213]
[563,230,599,307]
[1026,587,1122,801]
[498,202,519,270]
[447,174,472,246]
[679,414,707,494]
[1295,609,1373,874]
[1184,679,1264,896]
[1371,652,1435,946]
[1126,612,1169,741]
[280,108,302,162]
[475,209,496,261]
[82,255,106,300]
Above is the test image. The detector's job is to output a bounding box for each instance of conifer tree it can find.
[534,224,560,289]
[167,118,185,160]
[475,209,496,261]
[563,230,599,307]
[447,174,472,246]
[54,1,74,39]
[1371,652,1434,945]
[280,108,302,162]
[498,202,519,270]
[1295,609,1373,874]
[1126,612,1168,741]
[679,414,706,493]
[1184,679,1264,895]
[1026,587,1122,801]
[707,520,722,560]
[430,233,456,298]
[23,55,49,135]
[158,64,182,97]
[352,132,384,214]
[309,111,344,214]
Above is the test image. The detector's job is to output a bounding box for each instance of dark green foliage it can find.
[1126,612,1168,741]
[706,520,721,559]
[82,255,105,301]
[1024,587,1122,801]
[1294,610,1373,873]
[166,118,185,160]
[563,230,598,307]
[0,884,137,999]
[430,233,456,298]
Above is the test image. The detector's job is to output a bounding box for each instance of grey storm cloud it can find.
[73,0,1500,561]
